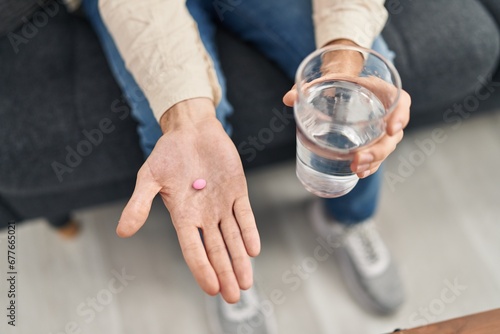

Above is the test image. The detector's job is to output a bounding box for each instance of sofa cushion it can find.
[382,0,500,126]
[0,7,143,219]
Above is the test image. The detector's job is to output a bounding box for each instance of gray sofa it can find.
[1,0,499,229]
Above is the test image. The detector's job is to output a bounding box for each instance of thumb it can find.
[117,164,161,237]
[282,84,297,107]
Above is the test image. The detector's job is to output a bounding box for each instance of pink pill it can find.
[192,178,207,190]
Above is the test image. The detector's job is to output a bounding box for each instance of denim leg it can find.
[214,0,316,78]
[215,0,395,77]
[81,0,161,157]
[215,0,395,225]
[186,0,234,136]
[81,0,233,157]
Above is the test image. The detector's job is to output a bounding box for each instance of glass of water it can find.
[294,45,402,198]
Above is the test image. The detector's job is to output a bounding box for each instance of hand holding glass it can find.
[294,45,402,198]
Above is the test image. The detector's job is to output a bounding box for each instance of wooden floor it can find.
[1,111,500,334]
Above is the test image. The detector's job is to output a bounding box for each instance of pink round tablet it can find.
[192,178,207,190]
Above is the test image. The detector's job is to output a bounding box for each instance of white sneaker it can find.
[311,200,405,314]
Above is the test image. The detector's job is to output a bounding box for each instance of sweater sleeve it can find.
[99,0,221,122]
[313,0,388,49]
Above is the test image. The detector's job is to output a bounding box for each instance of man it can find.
[82,0,411,332]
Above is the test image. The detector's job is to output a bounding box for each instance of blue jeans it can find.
[82,0,395,225]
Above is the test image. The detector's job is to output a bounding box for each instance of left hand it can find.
[283,82,411,179]
[283,40,411,179]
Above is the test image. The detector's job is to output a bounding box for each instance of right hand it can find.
[117,98,260,303]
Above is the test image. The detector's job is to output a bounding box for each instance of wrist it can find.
[159,98,217,133]
[325,39,360,47]
[321,39,364,77]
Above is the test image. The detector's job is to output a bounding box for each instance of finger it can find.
[351,130,404,172]
[203,224,240,304]
[282,84,297,107]
[234,196,260,257]
[357,165,381,179]
[176,225,220,296]
[386,90,411,136]
[117,164,161,237]
[220,218,253,290]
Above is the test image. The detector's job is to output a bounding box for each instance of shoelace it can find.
[357,226,379,264]
[345,222,390,277]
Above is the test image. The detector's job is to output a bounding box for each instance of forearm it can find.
[98,0,221,122]
[313,0,388,48]
[322,39,364,76]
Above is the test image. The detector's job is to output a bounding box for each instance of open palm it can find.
[117,116,260,303]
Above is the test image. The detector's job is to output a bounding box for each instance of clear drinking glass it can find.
[294,45,402,198]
